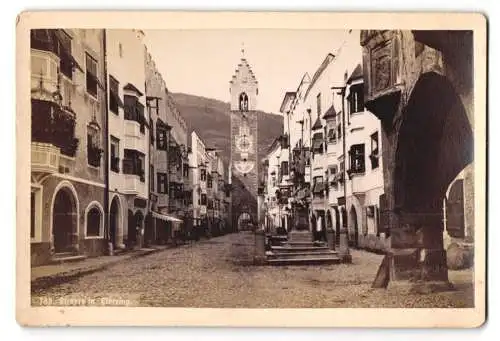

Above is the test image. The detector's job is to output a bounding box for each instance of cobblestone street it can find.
[31,232,474,308]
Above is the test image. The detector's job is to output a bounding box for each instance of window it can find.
[124,95,146,133]
[86,207,101,237]
[157,173,168,194]
[156,121,168,150]
[200,169,207,181]
[281,161,289,176]
[201,193,207,206]
[316,93,321,117]
[30,192,36,239]
[312,176,325,195]
[87,125,102,168]
[370,132,380,169]
[150,118,154,146]
[109,75,120,114]
[349,144,365,174]
[328,128,337,143]
[183,164,189,178]
[337,124,342,140]
[348,83,364,114]
[110,136,120,172]
[85,53,98,97]
[150,165,154,191]
[123,149,145,181]
[118,43,123,58]
[239,92,249,111]
[207,174,213,188]
[58,30,73,79]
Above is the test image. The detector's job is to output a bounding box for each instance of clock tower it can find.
[229,52,259,229]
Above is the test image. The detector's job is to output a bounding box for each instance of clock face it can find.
[234,160,254,174]
[236,134,253,153]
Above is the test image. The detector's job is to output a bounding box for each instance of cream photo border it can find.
[16,11,487,328]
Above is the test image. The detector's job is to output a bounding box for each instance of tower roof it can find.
[229,57,258,85]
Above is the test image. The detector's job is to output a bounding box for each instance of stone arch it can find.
[83,201,104,238]
[395,71,473,214]
[109,195,122,247]
[237,212,252,231]
[50,180,79,254]
[349,205,359,248]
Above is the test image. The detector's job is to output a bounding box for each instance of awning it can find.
[152,211,182,223]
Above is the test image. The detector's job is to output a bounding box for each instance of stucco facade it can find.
[30,29,108,265]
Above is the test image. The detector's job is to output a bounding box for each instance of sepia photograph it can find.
[16,11,486,327]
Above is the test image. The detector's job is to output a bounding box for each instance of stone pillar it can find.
[326,228,335,250]
[254,229,267,265]
[388,211,452,293]
[338,228,352,263]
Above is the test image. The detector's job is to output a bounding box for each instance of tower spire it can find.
[241,42,245,59]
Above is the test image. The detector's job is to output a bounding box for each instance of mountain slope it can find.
[172,92,283,164]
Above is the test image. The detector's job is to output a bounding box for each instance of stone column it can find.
[254,229,267,265]
[338,228,351,263]
[326,228,335,250]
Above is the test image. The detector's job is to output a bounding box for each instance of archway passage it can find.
[395,72,473,214]
[109,196,120,247]
[446,179,465,239]
[237,212,252,231]
[334,207,341,245]
[52,188,77,253]
[127,209,136,248]
[393,72,473,282]
[350,206,359,248]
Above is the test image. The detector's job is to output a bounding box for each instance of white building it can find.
[279,29,387,251]
[106,29,150,250]
[188,131,208,225]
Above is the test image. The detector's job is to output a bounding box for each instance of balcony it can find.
[31,142,60,174]
[123,174,142,195]
[31,99,79,158]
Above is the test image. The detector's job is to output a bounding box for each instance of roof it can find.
[347,63,363,84]
[123,83,144,97]
[304,54,335,100]
[279,91,296,113]
[322,104,337,120]
[229,58,258,85]
[311,116,323,130]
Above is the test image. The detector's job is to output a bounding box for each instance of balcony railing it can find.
[31,142,60,174]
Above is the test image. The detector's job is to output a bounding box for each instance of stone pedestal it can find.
[386,212,453,293]
[326,228,335,250]
[254,229,267,265]
[338,228,352,263]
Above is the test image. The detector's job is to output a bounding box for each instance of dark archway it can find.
[395,72,473,215]
[52,187,77,253]
[350,206,359,248]
[237,212,252,231]
[393,72,473,282]
[127,209,136,248]
[334,206,341,245]
[109,196,120,248]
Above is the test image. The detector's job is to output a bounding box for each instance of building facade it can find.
[360,30,474,285]
[30,29,107,265]
[273,30,387,251]
[106,29,150,251]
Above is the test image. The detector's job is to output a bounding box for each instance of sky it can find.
[143,29,349,114]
